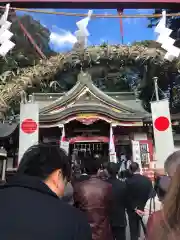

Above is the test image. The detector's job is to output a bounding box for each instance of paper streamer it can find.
[155,10,180,61]
[74,10,93,48]
[0,4,15,57]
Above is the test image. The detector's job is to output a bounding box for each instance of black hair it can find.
[17,143,71,181]
[107,162,119,177]
[84,156,101,175]
[129,162,139,173]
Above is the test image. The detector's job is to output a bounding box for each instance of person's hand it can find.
[135,208,145,217]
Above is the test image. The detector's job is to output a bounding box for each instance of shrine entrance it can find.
[70,142,108,158]
[65,119,109,159]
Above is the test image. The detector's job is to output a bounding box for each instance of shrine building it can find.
[2,70,180,172]
[30,72,153,165]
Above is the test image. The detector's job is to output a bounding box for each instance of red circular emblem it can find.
[154,116,170,131]
[21,119,38,134]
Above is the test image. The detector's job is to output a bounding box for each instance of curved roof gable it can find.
[40,72,145,115]
[39,104,145,124]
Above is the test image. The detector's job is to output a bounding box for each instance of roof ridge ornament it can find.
[77,71,92,84]
[155,10,180,61]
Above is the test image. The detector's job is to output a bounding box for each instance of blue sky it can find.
[16,8,156,52]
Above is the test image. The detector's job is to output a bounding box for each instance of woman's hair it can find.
[155,175,171,201]
[155,164,180,239]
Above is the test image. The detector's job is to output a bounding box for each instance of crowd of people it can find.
[0,143,179,240]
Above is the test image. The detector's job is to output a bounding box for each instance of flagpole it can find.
[153,77,159,101]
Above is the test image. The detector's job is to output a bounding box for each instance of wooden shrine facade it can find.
[2,72,180,169]
[31,72,153,164]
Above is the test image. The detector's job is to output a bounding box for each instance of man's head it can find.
[17,143,71,197]
[129,162,140,174]
[106,162,119,178]
[84,157,101,175]
[164,151,180,177]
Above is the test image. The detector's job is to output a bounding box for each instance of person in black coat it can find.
[126,162,153,240]
[0,143,92,240]
[106,162,127,240]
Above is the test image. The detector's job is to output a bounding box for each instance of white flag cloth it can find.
[60,125,69,155]
[151,99,174,168]
[109,124,117,163]
[60,125,66,143]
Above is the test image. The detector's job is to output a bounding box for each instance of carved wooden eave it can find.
[40,104,145,123]
[39,72,150,124]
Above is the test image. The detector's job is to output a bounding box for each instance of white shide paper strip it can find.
[155,10,180,61]
[0,4,15,57]
[74,10,93,48]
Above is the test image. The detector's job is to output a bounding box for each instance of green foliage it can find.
[132,40,161,49]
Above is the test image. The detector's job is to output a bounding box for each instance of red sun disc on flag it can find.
[154,116,170,131]
[21,119,38,134]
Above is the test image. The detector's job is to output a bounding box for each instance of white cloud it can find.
[137,9,154,14]
[124,18,138,25]
[50,28,77,51]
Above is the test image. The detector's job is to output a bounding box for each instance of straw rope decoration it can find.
[0,6,180,19]
[0,6,179,119]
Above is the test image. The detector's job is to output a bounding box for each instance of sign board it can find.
[18,103,39,164]
[110,153,117,163]
[132,140,142,167]
[60,141,69,155]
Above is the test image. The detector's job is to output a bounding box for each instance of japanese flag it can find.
[151,99,174,168]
